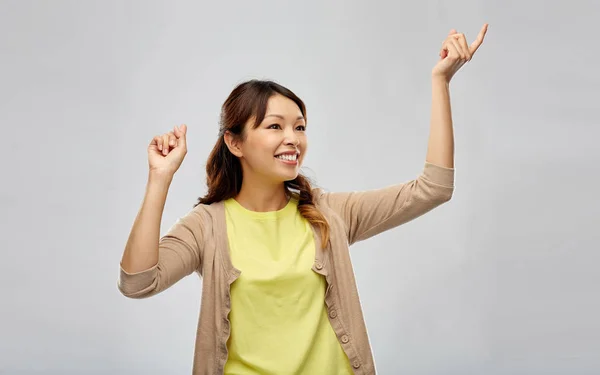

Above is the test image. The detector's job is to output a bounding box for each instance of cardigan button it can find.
[341,334,349,343]
[352,360,361,369]
[329,309,337,318]
[315,262,323,270]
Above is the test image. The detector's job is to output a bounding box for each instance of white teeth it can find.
[276,154,297,161]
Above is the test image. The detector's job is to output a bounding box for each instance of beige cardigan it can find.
[118,162,454,374]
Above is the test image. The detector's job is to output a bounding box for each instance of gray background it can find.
[1,0,598,374]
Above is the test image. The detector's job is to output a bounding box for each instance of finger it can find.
[448,28,457,36]
[440,40,449,58]
[469,23,488,55]
[455,33,472,60]
[439,47,448,59]
[176,124,188,145]
[173,124,184,139]
[162,134,170,155]
[168,131,176,148]
[172,126,180,146]
[153,135,163,151]
[450,38,466,60]
[445,40,461,63]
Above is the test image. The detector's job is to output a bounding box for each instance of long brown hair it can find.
[195,79,330,248]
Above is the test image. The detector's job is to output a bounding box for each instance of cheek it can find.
[300,138,308,158]
[242,141,277,166]
[252,132,280,150]
[246,149,274,166]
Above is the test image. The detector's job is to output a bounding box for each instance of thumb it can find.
[174,124,188,143]
[448,28,457,36]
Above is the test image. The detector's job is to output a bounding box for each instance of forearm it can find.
[425,75,454,168]
[120,172,173,274]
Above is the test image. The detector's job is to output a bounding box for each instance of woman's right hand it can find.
[148,124,188,177]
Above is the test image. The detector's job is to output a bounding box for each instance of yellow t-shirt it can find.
[223,197,354,375]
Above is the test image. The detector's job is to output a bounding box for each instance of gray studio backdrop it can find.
[1,1,598,374]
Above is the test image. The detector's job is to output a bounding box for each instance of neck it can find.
[235,175,289,212]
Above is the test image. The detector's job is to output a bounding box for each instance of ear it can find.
[223,130,243,158]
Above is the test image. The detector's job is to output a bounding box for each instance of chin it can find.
[272,170,300,183]
[271,160,302,182]
[282,172,300,182]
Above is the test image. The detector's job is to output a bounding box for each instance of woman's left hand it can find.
[432,23,488,82]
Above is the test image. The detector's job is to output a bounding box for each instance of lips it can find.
[275,153,298,162]
[274,149,300,162]
[274,150,300,157]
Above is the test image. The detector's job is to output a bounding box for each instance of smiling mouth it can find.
[275,154,298,162]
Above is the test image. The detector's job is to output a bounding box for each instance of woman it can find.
[118,25,488,375]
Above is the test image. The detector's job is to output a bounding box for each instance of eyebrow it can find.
[265,114,305,121]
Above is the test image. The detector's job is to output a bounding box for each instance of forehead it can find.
[265,94,303,118]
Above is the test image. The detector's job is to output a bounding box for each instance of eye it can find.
[296,125,306,131]
[267,124,281,129]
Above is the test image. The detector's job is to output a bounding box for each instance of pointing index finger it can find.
[469,23,488,55]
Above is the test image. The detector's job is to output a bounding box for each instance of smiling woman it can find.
[118,22,487,372]
[118,78,456,375]
[221,91,309,207]
[198,80,329,240]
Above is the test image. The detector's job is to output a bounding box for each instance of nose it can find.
[284,137,299,146]
[283,128,299,146]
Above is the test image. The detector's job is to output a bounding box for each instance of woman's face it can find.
[229,94,307,184]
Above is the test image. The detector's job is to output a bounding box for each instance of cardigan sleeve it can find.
[317,162,455,246]
[117,207,205,299]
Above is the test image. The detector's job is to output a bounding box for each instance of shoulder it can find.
[310,187,340,217]
[193,200,225,218]
[311,187,326,205]
[311,186,349,209]
[174,201,224,236]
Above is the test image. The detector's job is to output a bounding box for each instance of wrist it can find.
[148,169,174,185]
[431,73,450,85]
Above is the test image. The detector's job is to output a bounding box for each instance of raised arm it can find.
[118,124,202,298]
[118,172,203,299]
[318,162,454,245]
[318,25,488,246]
[428,24,488,168]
